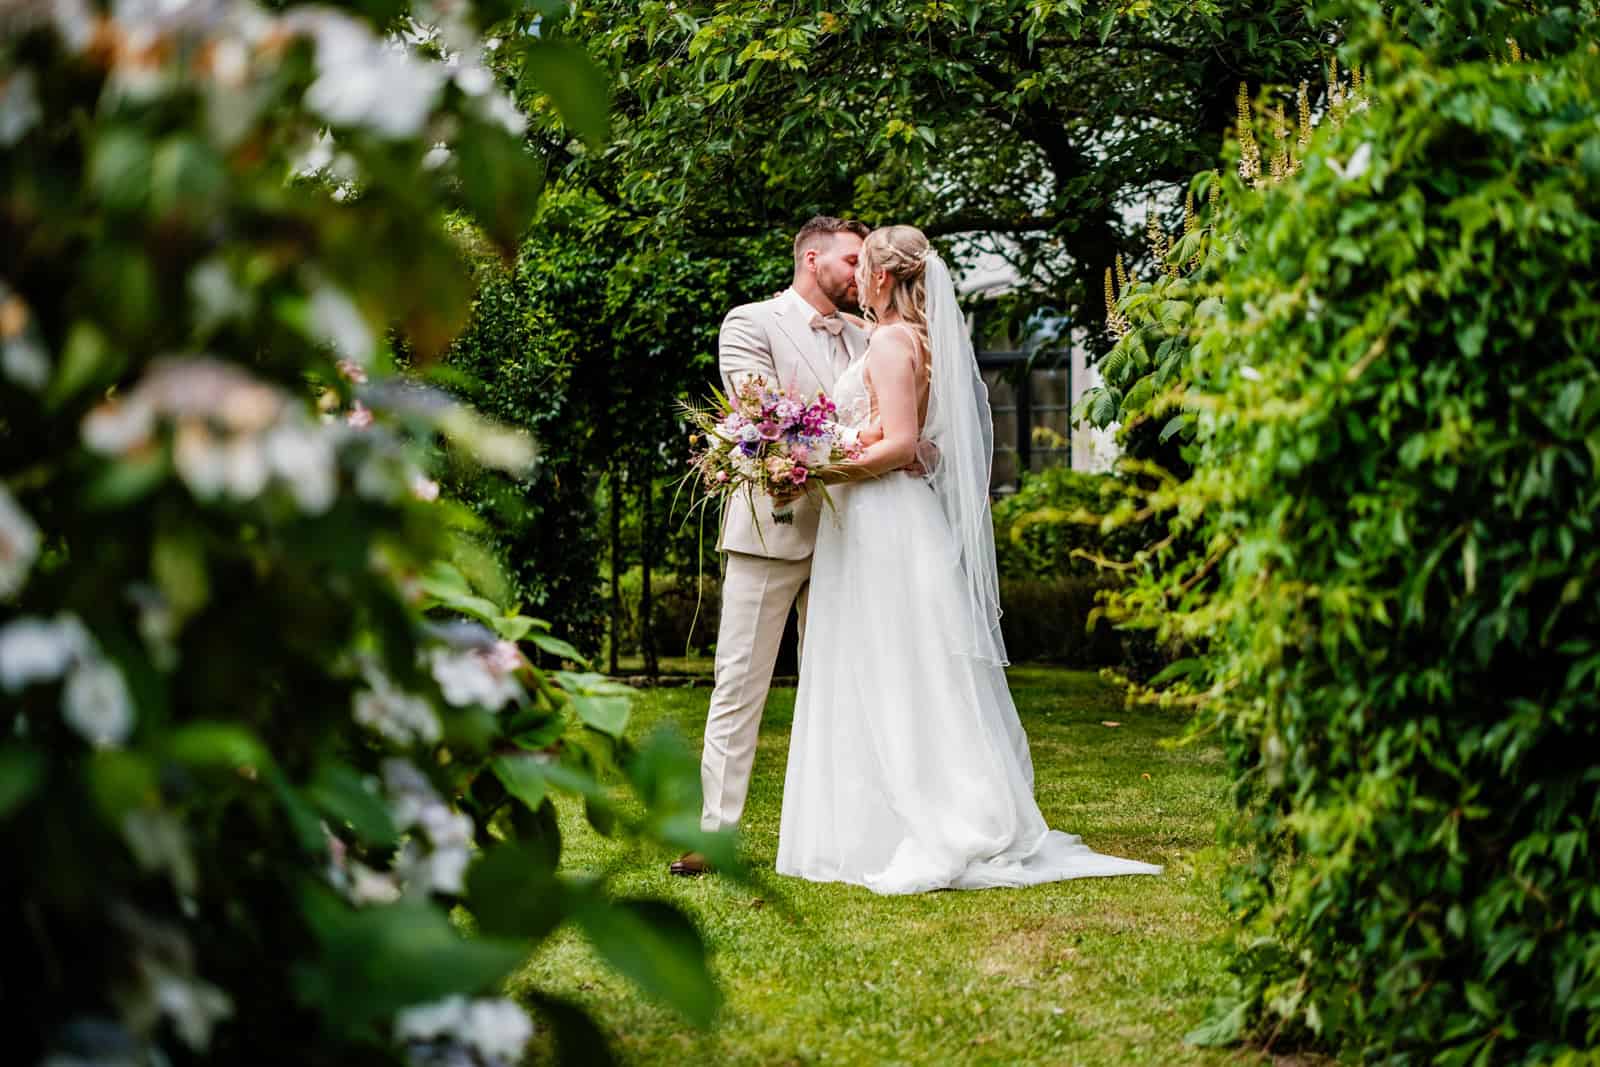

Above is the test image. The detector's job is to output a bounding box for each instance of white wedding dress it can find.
[776,339,1162,895]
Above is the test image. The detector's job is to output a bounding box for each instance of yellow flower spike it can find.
[1184,190,1197,235]
[1236,82,1262,185]
[1104,266,1118,331]
[1115,253,1130,294]
[1297,80,1312,152]
[1208,170,1221,215]
[1508,38,1522,63]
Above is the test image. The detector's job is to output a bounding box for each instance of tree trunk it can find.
[608,462,621,677]
[639,456,659,678]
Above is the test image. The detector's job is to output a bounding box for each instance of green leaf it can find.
[307,762,398,847]
[1185,998,1248,1046]
[530,630,587,664]
[0,746,45,818]
[465,840,565,941]
[569,692,630,738]
[522,40,612,150]
[297,894,529,1029]
[576,898,720,1027]
[166,722,270,771]
[492,753,550,813]
[525,992,619,1067]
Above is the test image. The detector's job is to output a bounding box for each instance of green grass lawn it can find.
[512,666,1241,1066]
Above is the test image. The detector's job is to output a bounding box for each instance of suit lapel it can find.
[771,303,836,389]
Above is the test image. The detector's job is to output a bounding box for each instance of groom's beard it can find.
[823,283,861,316]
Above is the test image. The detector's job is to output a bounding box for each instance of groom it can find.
[670,216,870,876]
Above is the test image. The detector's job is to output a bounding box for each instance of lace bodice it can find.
[832,359,873,430]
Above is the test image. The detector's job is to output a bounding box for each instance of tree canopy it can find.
[525,0,1328,336]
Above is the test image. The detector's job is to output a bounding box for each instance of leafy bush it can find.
[997,577,1125,666]
[991,468,1145,580]
[0,5,729,1065]
[1100,11,1600,1060]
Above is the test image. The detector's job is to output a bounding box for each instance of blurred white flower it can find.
[309,283,373,364]
[0,614,92,690]
[2,332,49,391]
[424,844,469,894]
[2,287,49,391]
[353,675,442,746]
[123,808,198,895]
[1085,422,1121,475]
[484,640,523,675]
[63,657,137,748]
[382,758,442,831]
[151,971,233,1051]
[264,422,338,514]
[0,69,41,146]
[347,862,402,905]
[294,130,337,177]
[464,998,535,1062]
[479,91,525,136]
[1327,142,1373,182]
[429,647,521,710]
[421,144,452,171]
[298,12,448,139]
[453,62,492,97]
[1239,365,1263,382]
[409,474,441,502]
[221,435,271,499]
[336,358,368,384]
[346,402,374,429]
[82,398,157,454]
[173,420,230,500]
[0,485,43,599]
[189,260,252,333]
[417,803,472,850]
[396,996,533,1065]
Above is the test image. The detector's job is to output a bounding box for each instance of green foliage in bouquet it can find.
[0,3,730,1064]
[1085,2,1600,1059]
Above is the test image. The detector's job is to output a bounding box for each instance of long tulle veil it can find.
[919,252,1008,667]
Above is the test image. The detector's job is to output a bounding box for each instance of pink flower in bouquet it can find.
[789,466,809,485]
[766,455,795,479]
[715,470,731,484]
[757,421,782,441]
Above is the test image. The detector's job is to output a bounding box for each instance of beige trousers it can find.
[699,550,812,832]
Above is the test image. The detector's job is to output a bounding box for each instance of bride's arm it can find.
[822,330,921,483]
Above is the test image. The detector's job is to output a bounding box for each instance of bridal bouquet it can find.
[683,377,863,524]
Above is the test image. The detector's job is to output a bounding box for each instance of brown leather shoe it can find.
[668,851,713,876]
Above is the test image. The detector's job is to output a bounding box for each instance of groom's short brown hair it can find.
[794,215,869,264]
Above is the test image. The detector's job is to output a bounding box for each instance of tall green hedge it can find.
[1108,18,1600,1062]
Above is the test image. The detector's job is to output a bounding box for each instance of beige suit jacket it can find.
[715,293,868,560]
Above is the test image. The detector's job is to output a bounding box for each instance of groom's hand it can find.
[770,483,805,506]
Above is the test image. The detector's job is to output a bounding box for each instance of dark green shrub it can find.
[998,577,1126,666]
[991,468,1145,579]
[1111,18,1600,1061]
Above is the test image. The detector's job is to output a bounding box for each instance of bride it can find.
[775,224,1162,894]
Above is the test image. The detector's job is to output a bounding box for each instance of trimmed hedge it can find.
[1116,25,1600,1061]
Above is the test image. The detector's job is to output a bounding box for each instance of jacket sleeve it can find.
[719,304,776,395]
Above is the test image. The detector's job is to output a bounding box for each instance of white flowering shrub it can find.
[0,2,728,1064]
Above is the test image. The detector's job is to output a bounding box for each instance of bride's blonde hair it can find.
[859,225,932,351]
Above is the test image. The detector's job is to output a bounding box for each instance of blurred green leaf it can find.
[521,40,612,150]
[0,746,45,818]
[491,752,549,813]
[575,898,719,1027]
[465,840,564,941]
[308,763,398,848]
[297,894,528,1028]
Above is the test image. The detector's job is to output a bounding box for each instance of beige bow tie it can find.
[809,312,845,336]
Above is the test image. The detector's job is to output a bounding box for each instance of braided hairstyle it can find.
[858,225,932,354]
